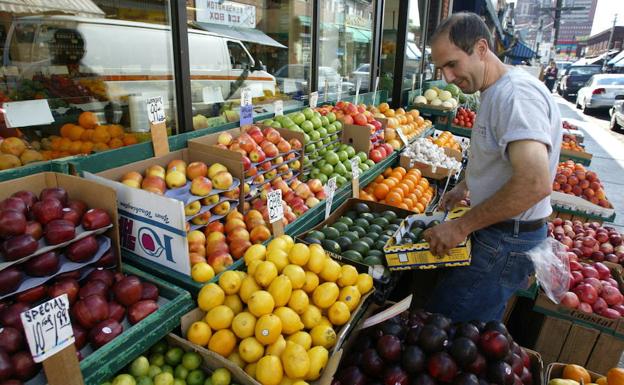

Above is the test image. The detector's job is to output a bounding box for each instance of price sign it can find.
[324,177,337,220]
[397,127,409,146]
[3,100,54,128]
[267,190,284,224]
[309,91,318,108]
[274,100,284,116]
[351,157,360,198]
[355,78,361,105]
[21,295,74,363]
[240,88,253,126]
[146,96,166,124]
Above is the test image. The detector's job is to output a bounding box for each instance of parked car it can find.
[610,94,624,131]
[350,63,370,91]
[576,74,624,113]
[556,61,574,79]
[558,65,602,98]
[274,64,353,98]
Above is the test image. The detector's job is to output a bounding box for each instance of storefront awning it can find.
[608,50,624,65]
[506,40,535,60]
[346,26,371,43]
[192,21,287,48]
[0,0,104,17]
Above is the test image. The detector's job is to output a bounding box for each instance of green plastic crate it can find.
[448,125,473,138]
[559,152,591,166]
[80,264,194,385]
[0,158,69,182]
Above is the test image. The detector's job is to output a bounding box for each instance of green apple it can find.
[316,159,327,168]
[334,121,343,130]
[314,111,322,119]
[324,152,340,165]
[318,173,328,184]
[281,117,294,127]
[309,130,320,141]
[346,146,356,158]
[303,108,315,120]
[334,162,347,175]
[315,142,324,149]
[271,121,282,128]
[174,365,189,380]
[293,112,306,125]
[360,163,370,172]
[330,134,338,142]
[357,152,368,163]
[326,123,337,134]
[322,137,331,145]
[345,172,353,180]
[318,148,328,156]
[263,119,274,126]
[320,116,329,127]
[336,151,348,162]
[311,117,322,129]
[336,175,347,186]
[305,144,315,153]
[365,159,375,167]
[317,127,328,137]
[327,112,336,123]
[301,120,314,133]
[303,133,310,142]
[342,160,352,171]
[320,163,334,175]
[137,376,154,385]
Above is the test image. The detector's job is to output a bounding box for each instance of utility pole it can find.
[604,14,618,71]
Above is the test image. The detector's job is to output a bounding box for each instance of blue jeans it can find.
[425,223,547,322]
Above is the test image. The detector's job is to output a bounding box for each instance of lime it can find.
[112,374,136,385]
[130,356,150,377]
[148,365,163,379]
[174,365,189,380]
[324,152,339,165]
[186,370,206,385]
[137,377,154,385]
[154,372,174,385]
[151,341,168,355]
[211,368,231,385]
[162,365,174,375]
[182,352,202,370]
[150,353,165,367]
[165,348,184,366]
[320,164,334,176]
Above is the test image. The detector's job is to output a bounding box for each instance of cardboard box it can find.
[399,147,462,180]
[178,291,372,385]
[341,122,386,153]
[550,191,615,220]
[383,208,471,270]
[297,198,413,278]
[84,148,244,276]
[0,172,121,267]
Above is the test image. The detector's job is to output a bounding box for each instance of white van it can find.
[3,15,276,106]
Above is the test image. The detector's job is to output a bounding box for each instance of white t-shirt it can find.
[466,67,562,221]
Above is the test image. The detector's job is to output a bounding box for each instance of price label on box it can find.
[274,100,284,116]
[309,91,318,108]
[397,127,409,146]
[324,177,337,219]
[146,96,166,124]
[267,190,284,224]
[21,294,74,363]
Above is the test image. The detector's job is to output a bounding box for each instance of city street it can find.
[554,94,624,230]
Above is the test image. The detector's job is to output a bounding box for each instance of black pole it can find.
[170,0,193,133]
[370,0,385,96]
[311,0,320,94]
[391,0,409,107]
[552,0,562,57]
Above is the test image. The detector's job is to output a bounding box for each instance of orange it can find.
[92,126,111,143]
[383,168,393,177]
[379,103,389,112]
[608,368,624,385]
[78,111,99,129]
[396,108,405,115]
[373,184,389,200]
[68,125,84,141]
[397,203,409,210]
[374,175,384,183]
[397,183,410,197]
[69,140,83,155]
[563,364,591,383]
[80,141,94,154]
[419,179,430,189]
[93,142,109,152]
[403,198,414,209]
[107,124,125,138]
[390,172,404,181]
[59,124,75,138]
[402,179,415,191]
[386,191,402,206]
[122,133,138,146]
[415,202,425,213]
[390,187,404,198]
[59,138,72,152]
[108,138,124,149]
[50,137,62,151]
[597,377,607,385]
[81,129,95,141]
[393,167,407,176]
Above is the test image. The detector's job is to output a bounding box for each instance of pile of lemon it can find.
[186,235,373,385]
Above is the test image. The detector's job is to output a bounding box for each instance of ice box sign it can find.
[20,294,74,363]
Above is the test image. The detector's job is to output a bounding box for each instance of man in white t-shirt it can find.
[422,12,562,322]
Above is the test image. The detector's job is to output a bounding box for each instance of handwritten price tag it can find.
[146,96,166,124]
[397,127,409,146]
[324,177,337,219]
[267,190,284,224]
[274,100,284,116]
[21,295,74,363]
[350,158,360,179]
[309,91,318,108]
[240,88,254,126]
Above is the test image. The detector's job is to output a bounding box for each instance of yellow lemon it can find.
[235,270,247,280]
[256,355,283,385]
[191,262,214,283]
[245,362,257,378]
[239,337,265,363]
[232,311,256,339]
[248,290,275,317]
[310,324,336,349]
[312,282,339,309]
[328,301,350,326]
[301,305,322,329]
[279,378,294,385]
[337,265,358,287]
[244,243,266,265]
[302,271,319,293]
[227,351,246,369]
[248,259,263,277]
[255,261,278,287]
[319,259,342,282]
[293,381,309,385]
[306,244,326,274]
[305,346,329,381]
[211,367,231,385]
[255,313,282,345]
[208,329,236,357]
[356,273,373,294]
[287,331,312,350]
[218,270,242,295]
[283,264,306,289]
[339,285,361,311]
[265,334,287,356]
[239,275,261,303]
[205,305,234,330]
[224,294,244,314]
[281,341,310,379]
[288,243,310,266]
[268,274,292,307]
[267,249,289,272]
[198,283,225,312]
[186,321,212,346]
[267,237,288,253]
[274,307,304,335]
[318,316,332,329]
[278,234,294,252]
[288,289,310,315]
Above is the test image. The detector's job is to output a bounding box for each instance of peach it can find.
[250,225,271,244]
[208,252,233,273]
[190,176,213,196]
[186,161,208,180]
[226,210,244,222]
[145,165,166,180]
[121,171,143,188]
[223,188,240,200]
[165,170,186,189]
[184,201,202,216]
[190,253,207,265]
[230,240,252,259]
[212,201,231,216]
[201,194,219,206]
[212,171,234,190]
[295,183,312,199]
[208,163,228,179]
[217,132,233,146]
[206,240,229,255]
[307,179,323,193]
[227,227,250,242]
[246,217,266,230]
[167,159,187,174]
[276,140,291,153]
[206,231,226,244]
[191,211,212,226]
[187,230,206,245]
[306,197,320,207]
[224,218,246,233]
[141,175,166,195]
[189,242,206,256]
[244,209,263,221]
[206,221,225,234]
[285,152,296,161]
[0,137,26,156]
[288,138,302,149]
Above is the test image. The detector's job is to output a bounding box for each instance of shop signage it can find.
[21,294,74,363]
[345,14,371,29]
[196,0,256,28]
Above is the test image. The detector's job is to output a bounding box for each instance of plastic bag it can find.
[526,237,570,304]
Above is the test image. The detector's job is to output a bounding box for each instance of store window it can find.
[187,0,312,128]
[0,1,178,168]
[318,0,374,101]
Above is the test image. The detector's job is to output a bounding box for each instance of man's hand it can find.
[439,181,468,211]
[423,220,469,256]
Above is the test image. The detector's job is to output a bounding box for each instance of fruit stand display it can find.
[370,104,433,150]
[560,133,592,166]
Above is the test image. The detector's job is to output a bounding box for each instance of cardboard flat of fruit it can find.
[383,208,471,270]
[545,362,603,382]
[399,147,463,180]
[551,191,615,220]
[413,102,455,112]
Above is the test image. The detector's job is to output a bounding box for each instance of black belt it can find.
[489,218,546,233]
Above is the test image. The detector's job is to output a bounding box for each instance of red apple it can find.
[593,262,611,280]
[562,291,580,309]
[73,324,87,350]
[108,301,126,322]
[61,207,82,226]
[113,275,143,306]
[48,278,80,305]
[0,327,23,354]
[87,269,115,287]
[40,187,67,205]
[602,285,623,306]
[0,302,29,331]
[23,250,60,276]
[15,285,47,303]
[128,299,159,324]
[141,282,159,301]
[44,219,75,245]
[89,319,123,349]
[0,198,26,215]
[72,294,109,329]
[67,235,98,262]
[79,280,108,299]
[10,351,38,381]
[0,267,22,294]
[2,234,38,260]
[0,210,26,238]
[574,283,598,305]
[11,191,38,210]
[81,209,111,230]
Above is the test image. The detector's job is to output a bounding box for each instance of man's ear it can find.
[476,38,488,58]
